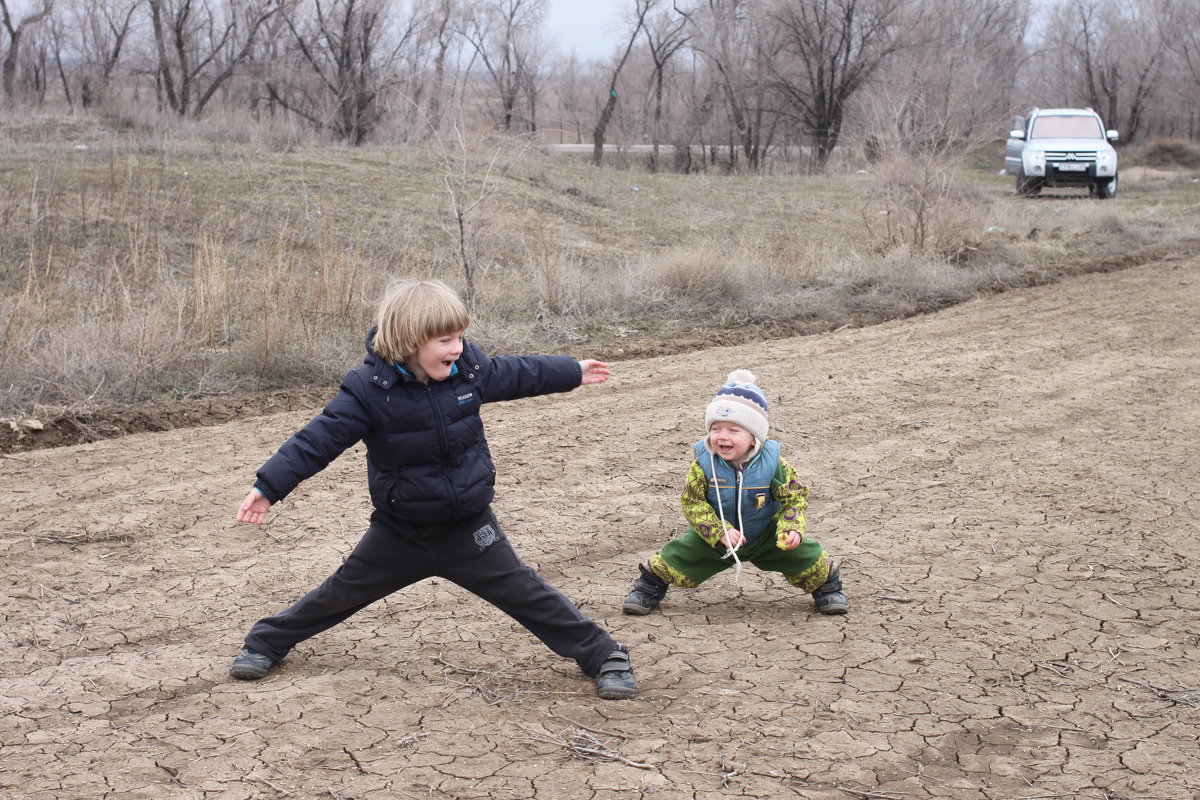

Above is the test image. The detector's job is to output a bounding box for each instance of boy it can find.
[232,279,635,700]
[622,370,848,616]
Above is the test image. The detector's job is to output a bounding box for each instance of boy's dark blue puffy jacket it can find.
[253,330,582,525]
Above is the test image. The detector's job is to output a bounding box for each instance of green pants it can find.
[649,527,830,592]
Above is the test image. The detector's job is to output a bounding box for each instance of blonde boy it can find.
[233,279,635,699]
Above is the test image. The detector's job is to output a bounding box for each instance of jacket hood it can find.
[364,326,380,361]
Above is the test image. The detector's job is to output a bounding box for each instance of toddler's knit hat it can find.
[704,369,769,444]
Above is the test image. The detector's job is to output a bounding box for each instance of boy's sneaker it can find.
[622,564,668,615]
[594,647,636,700]
[230,647,274,680]
[812,562,849,615]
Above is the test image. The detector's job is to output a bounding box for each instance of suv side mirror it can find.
[1106,130,1119,142]
[1009,130,1026,140]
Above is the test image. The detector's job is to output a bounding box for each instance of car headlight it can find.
[1025,150,1046,175]
[1096,151,1115,175]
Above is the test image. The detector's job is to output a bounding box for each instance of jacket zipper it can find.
[735,468,744,535]
[425,383,458,518]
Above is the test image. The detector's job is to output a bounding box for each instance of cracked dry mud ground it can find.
[2,258,1197,800]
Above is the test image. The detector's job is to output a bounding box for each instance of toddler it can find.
[622,370,848,616]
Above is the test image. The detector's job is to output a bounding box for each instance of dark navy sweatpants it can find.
[242,508,617,677]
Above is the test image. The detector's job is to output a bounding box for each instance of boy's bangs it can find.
[422,296,470,338]
[375,278,470,361]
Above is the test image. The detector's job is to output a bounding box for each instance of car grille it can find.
[1045,151,1098,163]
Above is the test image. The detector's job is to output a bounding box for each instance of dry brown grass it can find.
[3,111,1199,419]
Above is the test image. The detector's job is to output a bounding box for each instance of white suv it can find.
[1005,108,1119,199]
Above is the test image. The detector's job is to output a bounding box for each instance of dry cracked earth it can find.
[2,257,1197,800]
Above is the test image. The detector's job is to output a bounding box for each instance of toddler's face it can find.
[708,421,755,463]
[406,330,465,383]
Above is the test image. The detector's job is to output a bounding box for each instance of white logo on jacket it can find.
[474,523,499,550]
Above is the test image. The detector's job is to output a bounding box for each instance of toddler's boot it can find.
[594,646,636,700]
[622,563,668,615]
[812,561,849,615]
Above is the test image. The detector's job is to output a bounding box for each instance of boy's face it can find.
[708,421,755,463]
[406,330,465,384]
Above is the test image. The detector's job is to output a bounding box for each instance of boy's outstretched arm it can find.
[578,359,610,385]
[236,488,272,525]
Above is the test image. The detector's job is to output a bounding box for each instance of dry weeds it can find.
[3,111,1199,437]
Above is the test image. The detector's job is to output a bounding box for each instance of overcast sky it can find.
[543,0,624,61]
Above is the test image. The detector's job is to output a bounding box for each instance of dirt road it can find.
[2,257,1197,800]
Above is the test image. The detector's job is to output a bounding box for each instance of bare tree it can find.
[1165,0,1200,137]
[459,0,545,131]
[1041,0,1168,142]
[891,0,1026,146]
[669,57,718,172]
[543,51,590,143]
[265,0,430,144]
[590,0,651,166]
[48,0,141,107]
[435,120,531,305]
[769,0,908,169]
[147,0,283,116]
[424,0,456,132]
[1,0,55,100]
[643,0,688,171]
[683,0,782,172]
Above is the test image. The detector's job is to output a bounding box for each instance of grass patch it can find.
[3,111,1199,429]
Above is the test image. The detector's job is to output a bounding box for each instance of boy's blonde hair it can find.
[373,279,470,363]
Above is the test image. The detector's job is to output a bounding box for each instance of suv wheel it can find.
[1015,166,1041,196]
[1095,175,1118,199]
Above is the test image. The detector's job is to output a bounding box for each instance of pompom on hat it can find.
[704,369,769,444]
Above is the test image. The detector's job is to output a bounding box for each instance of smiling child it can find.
[622,369,848,616]
[231,278,635,699]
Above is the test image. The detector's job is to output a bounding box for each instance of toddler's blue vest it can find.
[693,438,781,544]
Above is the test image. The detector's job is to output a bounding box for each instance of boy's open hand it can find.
[236,488,272,525]
[578,360,610,385]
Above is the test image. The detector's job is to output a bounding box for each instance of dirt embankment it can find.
[1,257,1197,800]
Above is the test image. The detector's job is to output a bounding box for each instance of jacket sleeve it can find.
[476,347,581,403]
[772,456,809,537]
[253,375,371,503]
[680,458,729,548]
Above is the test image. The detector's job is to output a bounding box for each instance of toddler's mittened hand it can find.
[776,530,801,550]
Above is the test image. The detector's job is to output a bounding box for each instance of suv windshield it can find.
[1030,115,1104,139]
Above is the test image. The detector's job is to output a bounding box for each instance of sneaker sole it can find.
[230,663,269,680]
[817,603,849,615]
[622,603,654,615]
[597,682,637,700]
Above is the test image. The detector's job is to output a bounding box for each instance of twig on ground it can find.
[434,654,555,703]
[1118,676,1199,707]
[253,777,294,796]
[518,723,654,770]
[549,714,623,739]
[434,655,550,684]
[835,786,905,799]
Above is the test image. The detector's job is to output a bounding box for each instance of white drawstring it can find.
[711,450,746,584]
